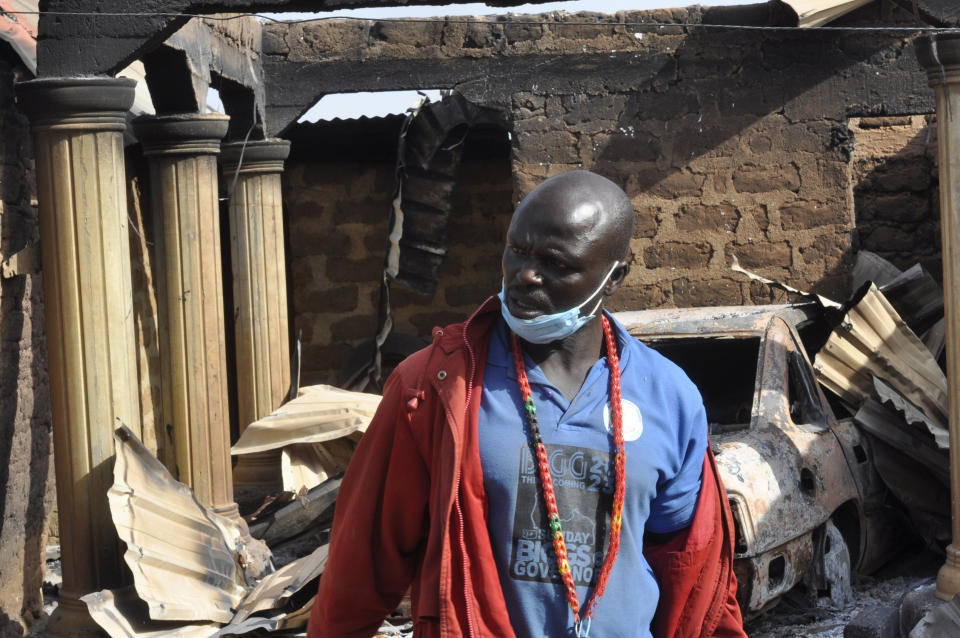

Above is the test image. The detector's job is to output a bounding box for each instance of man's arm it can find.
[645,385,746,638]
[647,398,708,536]
[307,369,431,638]
[644,451,747,638]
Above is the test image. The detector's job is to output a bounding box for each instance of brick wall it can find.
[512,96,856,309]
[850,115,941,276]
[285,127,513,384]
[0,49,55,635]
[505,20,906,309]
[271,4,933,312]
[284,84,945,386]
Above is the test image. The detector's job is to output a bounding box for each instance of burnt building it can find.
[0,0,958,635]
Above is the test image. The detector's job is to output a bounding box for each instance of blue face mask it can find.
[498,263,620,344]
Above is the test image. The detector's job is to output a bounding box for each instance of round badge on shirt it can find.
[603,399,643,441]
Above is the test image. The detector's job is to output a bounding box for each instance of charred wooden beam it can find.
[142,15,265,140]
[36,0,564,77]
[261,9,931,137]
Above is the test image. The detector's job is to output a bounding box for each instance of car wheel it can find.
[818,519,854,609]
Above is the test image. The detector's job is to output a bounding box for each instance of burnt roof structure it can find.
[35,0,564,77]
[893,0,960,27]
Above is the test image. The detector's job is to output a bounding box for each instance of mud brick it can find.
[780,201,838,230]
[733,164,801,193]
[676,203,739,233]
[644,241,712,269]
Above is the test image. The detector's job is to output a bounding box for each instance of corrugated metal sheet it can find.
[109,427,252,624]
[81,588,219,638]
[229,544,327,624]
[231,384,380,455]
[281,442,341,492]
[813,283,948,430]
[781,0,874,27]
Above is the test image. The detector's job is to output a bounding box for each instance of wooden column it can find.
[17,76,141,636]
[917,34,960,601]
[221,140,291,490]
[133,114,238,519]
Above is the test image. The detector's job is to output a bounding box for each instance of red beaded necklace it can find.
[510,314,627,637]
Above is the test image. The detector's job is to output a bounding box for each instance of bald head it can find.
[500,170,634,320]
[501,170,634,338]
[514,170,634,262]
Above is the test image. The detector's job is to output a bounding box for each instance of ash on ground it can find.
[30,544,943,637]
[745,546,942,638]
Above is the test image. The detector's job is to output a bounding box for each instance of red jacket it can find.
[308,299,746,638]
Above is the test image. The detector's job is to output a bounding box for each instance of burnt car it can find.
[615,304,898,618]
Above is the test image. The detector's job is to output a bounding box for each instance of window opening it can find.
[641,337,760,434]
[787,346,828,431]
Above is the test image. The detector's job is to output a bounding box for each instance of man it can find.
[308,171,746,638]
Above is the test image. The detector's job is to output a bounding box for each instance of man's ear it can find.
[605,260,631,296]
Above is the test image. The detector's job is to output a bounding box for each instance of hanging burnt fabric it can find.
[385,92,507,296]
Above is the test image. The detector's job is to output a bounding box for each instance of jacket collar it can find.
[435,295,501,356]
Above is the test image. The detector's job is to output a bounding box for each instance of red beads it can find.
[510,315,627,628]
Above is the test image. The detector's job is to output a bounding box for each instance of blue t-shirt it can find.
[477,314,707,638]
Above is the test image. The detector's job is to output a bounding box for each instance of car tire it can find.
[819,519,854,609]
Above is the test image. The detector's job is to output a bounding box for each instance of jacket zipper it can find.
[454,486,477,638]
[457,319,479,638]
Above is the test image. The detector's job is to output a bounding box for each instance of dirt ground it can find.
[34,544,943,637]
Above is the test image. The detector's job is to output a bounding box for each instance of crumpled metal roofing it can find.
[109,426,253,624]
[231,384,381,455]
[813,283,948,430]
[780,0,874,27]
[386,93,508,297]
[230,544,327,625]
[86,427,326,637]
[82,588,220,638]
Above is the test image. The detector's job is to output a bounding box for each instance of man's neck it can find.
[520,313,606,403]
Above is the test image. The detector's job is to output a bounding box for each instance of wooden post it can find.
[917,34,960,601]
[134,114,239,519]
[221,140,291,490]
[17,76,141,636]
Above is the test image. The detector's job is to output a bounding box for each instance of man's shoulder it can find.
[391,340,443,386]
[391,298,500,386]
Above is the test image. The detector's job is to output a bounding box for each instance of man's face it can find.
[501,193,616,320]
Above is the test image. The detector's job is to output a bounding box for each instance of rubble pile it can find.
[80,384,384,638]
[74,251,956,637]
[812,252,951,550]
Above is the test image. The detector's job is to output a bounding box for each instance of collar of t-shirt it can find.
[485,310,634,409]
